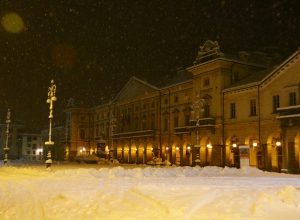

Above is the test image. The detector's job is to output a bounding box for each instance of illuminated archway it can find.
[137,143,146,164]
[184,142,192,166]
[162,144,170,164]
[146,143,153,162]
[200,136,212,165]
[244,135,259,167]
[123,145,130,163]
[129,142,137,163]
[116,143,122,161]
[294,131,300,172]
[267,132,282,172]
[225,136,239,167]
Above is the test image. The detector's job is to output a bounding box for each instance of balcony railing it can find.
[276,105,300,127]
[174,126,191,134]
[113,129,155,139]
[190,117,215,127]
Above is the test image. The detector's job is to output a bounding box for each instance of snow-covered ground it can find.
[0,163,300,220]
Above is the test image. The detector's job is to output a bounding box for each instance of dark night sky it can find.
[0,0,299,131]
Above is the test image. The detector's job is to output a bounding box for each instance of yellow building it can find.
[65,40,300,173]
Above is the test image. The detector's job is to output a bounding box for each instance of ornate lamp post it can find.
[45,79,57,168]
[109,111,116,160]
[192,95,205,166]
[3,108,11,165]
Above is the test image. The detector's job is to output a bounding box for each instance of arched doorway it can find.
[245,136,259,167]
[129,142,137,163]
[146,143,153,162]
[267,133,282,172]
[256,151,263,169]
[122,145,130,163]
[290,131,300,173]
[116,144,122,162]
[226,136,240,168]
[200,137,212,166]
[137,144,146,164]
[162,145,170,164]
[185,144,192,166]
[175,145,181,165]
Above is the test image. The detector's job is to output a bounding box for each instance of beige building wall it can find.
[223,49,300,171]
[64,45,300,172]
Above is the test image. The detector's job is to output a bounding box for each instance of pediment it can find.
[260,49,300,88]
[113,77,158,102]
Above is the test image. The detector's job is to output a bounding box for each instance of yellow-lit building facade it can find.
[64,41,300,173]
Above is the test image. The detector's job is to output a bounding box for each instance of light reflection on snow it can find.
[0,164,300,220]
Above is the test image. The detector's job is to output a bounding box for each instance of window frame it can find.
[272,95,280,113]
[289,92,296,106]
[230,103,236,119]
[250,99,257,116]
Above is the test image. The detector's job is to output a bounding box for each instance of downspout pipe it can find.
[222,91,225,167]
[159,90,162,159]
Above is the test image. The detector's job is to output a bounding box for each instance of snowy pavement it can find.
[0,164,300,220]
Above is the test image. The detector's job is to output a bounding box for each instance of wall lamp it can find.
[272,138,281,147]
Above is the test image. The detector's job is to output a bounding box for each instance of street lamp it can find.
[206,143,212,149]
[3,108,11,165]
[45,79,57,169]
[192,95,205,166]
[275,141,281,147]
[109,113,116,159]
